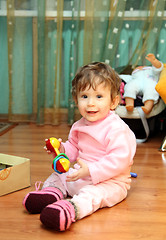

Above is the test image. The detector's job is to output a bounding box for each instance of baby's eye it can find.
[82,95,88,99]
[97,95,102,99]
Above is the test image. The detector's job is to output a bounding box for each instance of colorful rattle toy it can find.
[45,137,70,174]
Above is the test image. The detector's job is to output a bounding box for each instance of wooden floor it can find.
[0,123,166,240]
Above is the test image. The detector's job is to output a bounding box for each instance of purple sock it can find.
[40,200,76,231]
[23,187,63,214]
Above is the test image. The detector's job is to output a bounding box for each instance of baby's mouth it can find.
[87,111,98,114]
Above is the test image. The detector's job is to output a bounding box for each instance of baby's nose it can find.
[88,97,95,106]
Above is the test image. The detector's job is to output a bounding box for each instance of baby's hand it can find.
[44,139,56,158]
[44,139,51,154]
[58,138,65,153]
[66,158,90,182]
[44,138,65,157]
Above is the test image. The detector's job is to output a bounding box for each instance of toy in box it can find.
[0,153,31,196]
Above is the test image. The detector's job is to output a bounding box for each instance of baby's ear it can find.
[110,95,120,110]
[73,97,78,105]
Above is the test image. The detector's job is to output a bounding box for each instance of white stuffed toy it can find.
[120,53,163,114]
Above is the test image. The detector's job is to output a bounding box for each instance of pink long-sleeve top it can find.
[62,111,136,185]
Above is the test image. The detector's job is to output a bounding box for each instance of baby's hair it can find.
[72,62,121,102]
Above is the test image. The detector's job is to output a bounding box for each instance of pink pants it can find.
[43,168,129,219]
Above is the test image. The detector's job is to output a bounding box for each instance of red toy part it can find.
[56,160,66,173]
[46,139,55,153]
[46,138,70,174]
[52,154,70,174]
[45,137,60,155]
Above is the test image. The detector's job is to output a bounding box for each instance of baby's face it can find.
[77,82,113,122]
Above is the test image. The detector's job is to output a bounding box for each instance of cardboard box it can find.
[0,153,31,196]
